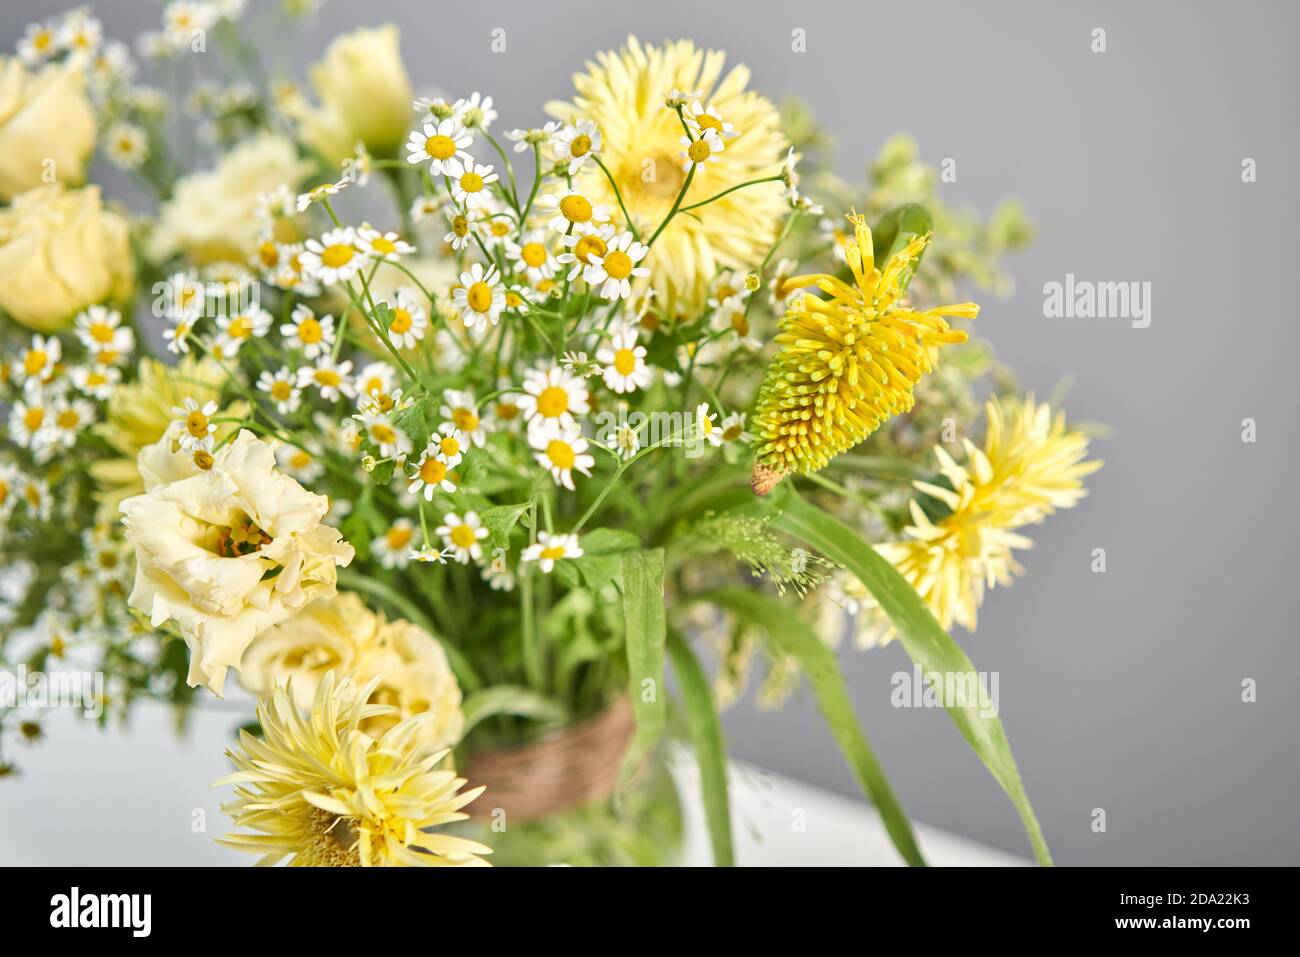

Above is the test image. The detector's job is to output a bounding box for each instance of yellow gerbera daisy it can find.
[547,36,788,317]
[848,395,1101,645]
[750,213,978,493]
[216,673,490,867]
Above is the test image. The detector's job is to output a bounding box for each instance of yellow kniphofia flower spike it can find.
[750,212,978,494]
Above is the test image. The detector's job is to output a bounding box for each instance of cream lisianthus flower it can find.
[0,184,134,332]
[148,133,310,266]
[360,617,465,752]
[121,430,354,695]
[0,58,96,201]
[285,25,412,163]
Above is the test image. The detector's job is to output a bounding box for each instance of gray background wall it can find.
[3,0,1297,865]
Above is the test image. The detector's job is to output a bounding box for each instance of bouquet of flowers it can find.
[0,3,1098,867]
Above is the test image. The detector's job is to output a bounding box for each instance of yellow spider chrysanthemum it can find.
[547,37,788,317]
[849,395,1101,645]
[750,213,978,493]
[216,673,491,867]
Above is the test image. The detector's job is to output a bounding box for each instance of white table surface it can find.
[0,702,1024,867]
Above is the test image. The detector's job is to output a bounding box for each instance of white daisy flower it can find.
[684,100,740,140]
[439,390,487,447]
[268,243,321,297]
[681,128,725,173]
[505,230,558,283]
[358,224,415,263]
[479,211,515,250]
[542,190,610,235]
[407,446,458,501]
[530,422,595,491]
[406,117,473,176]
[103,123,147,169]
[372,519,416,569]
[443,157,499,209]
[256,367,302,414]
[70,364,121,400]
[586,231,650,301]
[413,95,458,120]
[720,412,753,444]
[297,358,355,402]
[170,397,219,453]
[504,121,559,153]
[410,545,450,564]
[214,305,272,358]
[613,421,642,460]
[359,412,411,460]
[8,397,52,457]
[557,223,617,282]
[551,119,601,176]
[442,207,480,250]
[163,316,196,355]
[46,397,95,452]
[355,362,397,401]
[596,325,651,394]
[301,227,363,285]
[662,88,701,110]
[275,441,324,484]
[517,364,589,431]
[280,304,336,358]
[696,402,724,447]
[14,335,62,389]
[436,510,489,564]
[430,423,467,467]
[411,195,443,223]
[17,22,59,65]
[768,257,803,310]
[505,285,535,314]
[521,532,583,573]
[295,178,349,213]
[379,289,428,349]
[20,474,52,521]
[451,262,505,332]
[453,92,496,130]
[59,10,103,61]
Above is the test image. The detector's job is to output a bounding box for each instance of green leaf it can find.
[766,490,1053,866]
[479,502,531,549]
[618,549,667,788]
[698,587,925,867]
[572,527,641,594]
[666,628,734,867]
[461,685,567,734]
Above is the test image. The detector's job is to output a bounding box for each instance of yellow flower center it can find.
[86,371,107,387]
[467,282,493,313]
[259,241,280,267]
[536,386,568,418]
[459,171,485,193]
[731,313,750,336]
[390,309,413,333]
[419,458,447,483]
[491,221,510,237]
[194,449,215,470]
[687,140,712,163]
[271,381,292,400]
[613,348,637,376]
[229,316,253,339]
[570,134,592,157]
[450,525,476,548]
[371,235,398,255]
[496,401,519,421]
[424,134,456,159]
[603,250,633,280]
[370,423,397,444]
[23,408,44,431]
[452,215,469,237]
[723,424,743,441]
[540,545,566,562]
[298,318,323,343]
[185,410,210,437]
[506,292,524,308]
[573,234,607,263]
[56,409,80,429]
[546,439,576,470]
[452,408,479,431]
[521,242,547,267]
[321,244,355,268]
[386,525,414,550]
[23,351,47,375]
[439,435,461,457]
[315,369,341,387]
[97,350,119,366]
[290,451,312,470]
[695,113,723,133]
[560,195,593,223]
[89,323,115,343]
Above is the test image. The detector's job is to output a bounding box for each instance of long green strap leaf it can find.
[770,492,1053,866]
[666,628,735,867]
[460,685,567,735]
[619,549,667,787]
[698,587,926,867]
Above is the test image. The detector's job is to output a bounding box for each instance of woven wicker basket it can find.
[465,695,636,822]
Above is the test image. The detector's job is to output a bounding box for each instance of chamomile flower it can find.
[410,545,450,564]
[372,519,416,569]
[443,208,479,250]
[163,316,196,354]
[407,447,458,500]
[14,335,61,389]
[355,362,397,401]
[275,441,324,484]
[596,325,651,394]
[521,532,583,573]
[662,88,702,110]
[443,158,498,209]
[8,397,51,456]
[696,402,723,447]
[214,305,272,358]
[505,285,535,314]
[295,178,349,213]
[453,92,496,130]
[542,190,610,235]
[411,195,443,223]
[684,100,740,140]
[360,413,411,459]
[70,363,121,400]
[358,225,415,263]
[46,397,95,452]
[268,243,321,296]
[20,474,52,521]
[451,263,505,332]
[58,10,102,61]
[587,231,650,301]
[504,121,559,152]
[17,22,59,65]
[768,257,802,310]
[436,511,488,564]
[406,117,473,175]
[557,224,616,281]
[379,290,428,350]
[297,358,355,402]
[479,212,516,250]
[103,123,148,169]
[280,304,336,358]
[530,422,595,491]
[439,390,487,448]
[413,95,458,120]
[681,128,725,173]
[430,423,467,468]
[720,412,752,444]
[0,462,20,523]
[301,227,364,286]
[257,367,302,414]
[517,365,589,431]
[171,398,219,453]
[613,421,642,460]
[505,230,558,283]
[551,120,601,175]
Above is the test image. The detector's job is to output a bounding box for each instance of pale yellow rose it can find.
[0,58,96,201]
[0,184,134,332]
[239,590,465,751]
[148,132,310,265]
[121,430,354,695]
[286,24,412,163]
